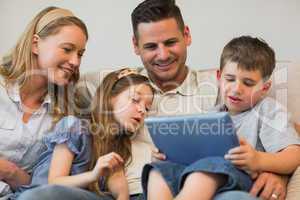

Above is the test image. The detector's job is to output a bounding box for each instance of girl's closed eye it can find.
[62,47,72,53]
[132,96,140,103]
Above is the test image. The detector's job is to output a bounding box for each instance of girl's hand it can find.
[151,147,166,162]
[91,152,124,180]
[224,138,261,173]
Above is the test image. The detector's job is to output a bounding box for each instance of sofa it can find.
[78,61,300,200]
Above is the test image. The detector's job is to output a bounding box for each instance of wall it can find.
[0,0,299,73]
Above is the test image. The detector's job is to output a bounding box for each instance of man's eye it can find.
[144,44,156,50]
[165,40,177,46]
[225,78,235,82]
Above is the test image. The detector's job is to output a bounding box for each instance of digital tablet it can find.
[145,112,239,165]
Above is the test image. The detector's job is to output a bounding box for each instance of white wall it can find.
[0,0,299,73]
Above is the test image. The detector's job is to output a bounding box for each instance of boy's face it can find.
[132,18,191,88]
[217,61,271,115]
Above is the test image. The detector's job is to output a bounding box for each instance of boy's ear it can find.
[262,80,272,92]
[32,34,40,55]
[132,36,140,55]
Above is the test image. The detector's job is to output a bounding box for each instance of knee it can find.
[148,169,165,186]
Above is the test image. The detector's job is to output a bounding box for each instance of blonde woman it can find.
[0,6,88,198]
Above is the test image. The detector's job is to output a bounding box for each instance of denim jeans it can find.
[17,185,144,200]
[16,185,257,200]
[142,157,252,198]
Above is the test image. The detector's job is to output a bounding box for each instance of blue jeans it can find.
[16,185,257,200]
[142,157,252,197]
[17,185,144,200]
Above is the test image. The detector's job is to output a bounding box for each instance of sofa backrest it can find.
[79,62,300,124]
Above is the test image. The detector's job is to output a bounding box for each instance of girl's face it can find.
[32,25,87,86]
[112,83,153,133]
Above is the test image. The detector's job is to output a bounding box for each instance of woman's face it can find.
[112,83,154,133]
[32,25,87,86]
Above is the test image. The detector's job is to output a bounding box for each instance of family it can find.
[1,0,299,200]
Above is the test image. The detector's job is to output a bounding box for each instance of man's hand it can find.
[250,172,288,200]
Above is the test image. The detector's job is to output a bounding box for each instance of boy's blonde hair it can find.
[220,36,275,80]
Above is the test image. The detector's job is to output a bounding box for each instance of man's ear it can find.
[183,26,192,46]
[132,36,140,55]
[216,69,221,81]
[32,34,40,55]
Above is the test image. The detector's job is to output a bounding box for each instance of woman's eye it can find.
[132,98,139,103]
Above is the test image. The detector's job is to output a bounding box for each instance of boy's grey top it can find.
[217,97,300,153]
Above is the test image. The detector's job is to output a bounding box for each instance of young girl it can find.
[17,68,154,200]
[0,6,88,198]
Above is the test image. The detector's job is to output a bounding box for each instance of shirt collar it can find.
[7,82,51,108]
[139,67,196,96]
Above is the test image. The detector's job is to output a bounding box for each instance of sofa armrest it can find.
[286,166,300,200]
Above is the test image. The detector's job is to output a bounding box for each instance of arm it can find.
[256,145,300,174]
[225,138,300,174]
[0,158,30,188]
[107,169,129,200]
[48,144,124,188]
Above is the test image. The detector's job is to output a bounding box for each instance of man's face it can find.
[133,18,191,90]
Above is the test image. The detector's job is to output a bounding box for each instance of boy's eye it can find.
[243,80,255,87]
[63,47,72,53]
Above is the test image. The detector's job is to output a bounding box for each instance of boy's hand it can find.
[92,152,124,180]
[224,138,261,172]
[151,148,166,162]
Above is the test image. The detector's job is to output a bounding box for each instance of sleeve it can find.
[258,97,300,153]
[43,116,91,156]
[0,181,12,196]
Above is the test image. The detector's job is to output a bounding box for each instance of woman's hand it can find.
[91,152,124,180]
[0,158,30,188]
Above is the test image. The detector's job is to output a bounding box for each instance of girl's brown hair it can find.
[88,68,154,194]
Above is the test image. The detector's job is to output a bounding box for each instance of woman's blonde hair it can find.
[88,68,154,194]
[0,6,88,125]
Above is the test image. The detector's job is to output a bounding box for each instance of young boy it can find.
[142,36,300,200]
